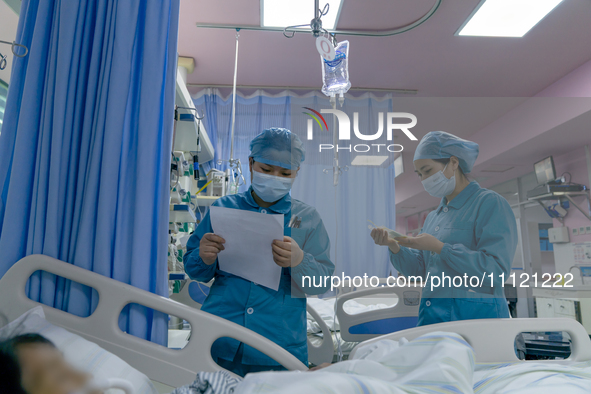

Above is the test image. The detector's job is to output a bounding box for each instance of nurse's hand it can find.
[370,228,400,254]
[272,236,304,268]
[395,233,444,254]
[199,233,226,265]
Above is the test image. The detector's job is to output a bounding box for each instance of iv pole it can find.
[221,29,246,193]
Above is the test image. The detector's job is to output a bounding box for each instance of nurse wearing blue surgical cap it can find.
[371,131,517,326]
[184,128,334,376]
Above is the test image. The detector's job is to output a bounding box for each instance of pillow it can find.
[0,307,158,394]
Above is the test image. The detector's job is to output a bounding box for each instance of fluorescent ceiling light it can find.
[351,155,388,166]
[262,0,343,30]
[457,0,563,37]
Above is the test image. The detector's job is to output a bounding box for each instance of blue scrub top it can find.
[184,187,334,366]
[390,181,517,326]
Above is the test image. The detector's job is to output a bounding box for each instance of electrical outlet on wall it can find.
[586,225,591,234]
[581,226,588,235]
[573,227,579,236]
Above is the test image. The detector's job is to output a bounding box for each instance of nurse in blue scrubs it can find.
[371,131,517,326]
[184,128,334,376]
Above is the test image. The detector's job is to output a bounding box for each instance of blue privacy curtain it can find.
[193,90,395,284]
[193,89,291,183]
[0,0,180,345]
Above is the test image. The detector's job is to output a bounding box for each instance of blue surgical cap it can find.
[249,128,305,169]
[413,131,479,174]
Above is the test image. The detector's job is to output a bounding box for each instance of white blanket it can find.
[474,361,591,394]
[238,332,476,394]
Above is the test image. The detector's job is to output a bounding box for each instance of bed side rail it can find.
[336,286,420,342]
[0,255,307,387]
[306,303,334,365]
[349,317,591,363]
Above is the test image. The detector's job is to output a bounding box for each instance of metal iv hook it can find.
[0,40,29,57]
[0,40,28,70]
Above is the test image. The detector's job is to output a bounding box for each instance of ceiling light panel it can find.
[457,0,564,38]
[351,155,388,166]
[262,0,343,30]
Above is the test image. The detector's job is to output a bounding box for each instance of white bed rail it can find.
[0,255,307,387]
[169,279,206,310]
[336,286,420,342]
[169,279,334,366]
[306,303,334,365]
[349,317,591,363]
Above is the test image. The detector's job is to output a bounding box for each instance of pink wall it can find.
[396,209,435,235]
[539,58,591,242]
[395,216,407,235]
[552,146,591,242]
[535,59,591,98]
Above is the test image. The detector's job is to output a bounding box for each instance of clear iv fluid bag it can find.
[321,40,351,97]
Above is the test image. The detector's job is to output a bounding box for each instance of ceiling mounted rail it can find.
[195,0,442,38]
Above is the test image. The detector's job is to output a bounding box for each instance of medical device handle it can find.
[349,317,591,363]
[0,255,308,387]
[336,286,420,342]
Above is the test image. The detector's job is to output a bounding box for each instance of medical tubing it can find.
[333,174,344,362]
[229,30,239,162]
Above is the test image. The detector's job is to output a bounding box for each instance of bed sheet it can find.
[238,332,476,393]
[474,360,591,394]
[170,371,240,394]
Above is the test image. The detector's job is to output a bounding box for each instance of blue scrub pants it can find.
[216,343,287,377]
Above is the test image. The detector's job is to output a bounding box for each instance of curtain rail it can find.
[195,0,441,38]
[186,84,418,95]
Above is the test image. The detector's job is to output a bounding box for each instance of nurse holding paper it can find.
[184,128,334,376]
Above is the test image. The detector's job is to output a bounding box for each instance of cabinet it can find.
[535,297,580,322]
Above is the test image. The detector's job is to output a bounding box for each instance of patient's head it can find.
[0,334,100,394]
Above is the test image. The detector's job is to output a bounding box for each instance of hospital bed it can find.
[170,277,419,365]
[306,285,421,363]
[169,277,335,366]
[349,316,591,363]
[4,257,591,393]
[0,255,307,390]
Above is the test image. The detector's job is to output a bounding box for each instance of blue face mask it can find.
[251,171,295,203]
[421,163,456,198]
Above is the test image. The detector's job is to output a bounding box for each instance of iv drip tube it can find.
[230,29,240,162]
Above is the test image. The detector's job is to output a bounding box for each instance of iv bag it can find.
[321,40,351,97]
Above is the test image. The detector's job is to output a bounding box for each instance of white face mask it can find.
[421,163,456,198]
[251,170,295,203]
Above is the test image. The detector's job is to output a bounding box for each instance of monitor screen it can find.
[534,156,556,185]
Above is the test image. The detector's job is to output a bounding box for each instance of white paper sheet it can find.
[210,206,284,291]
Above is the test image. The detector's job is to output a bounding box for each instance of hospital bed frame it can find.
[336,286,420,342]
[349,317,591,363]
[170,278,335,366]
[0,255,307,388]
[3,256,591,391]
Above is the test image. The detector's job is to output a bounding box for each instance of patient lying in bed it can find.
[5,328,591,394]
[0,333,242,394]
[0,334,103,394]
